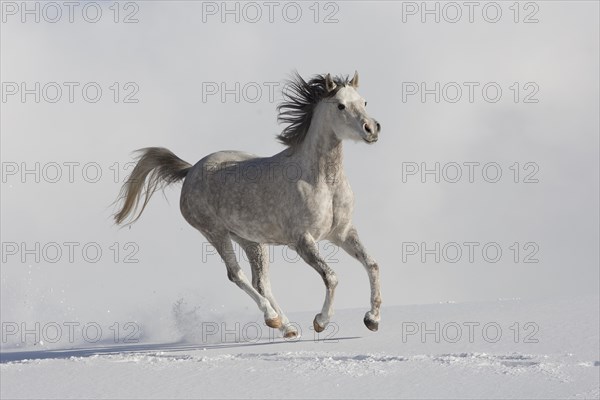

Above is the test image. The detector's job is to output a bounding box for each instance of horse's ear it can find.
[349,70,359,88]
[325,73,337,92]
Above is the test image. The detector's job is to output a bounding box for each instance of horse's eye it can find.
[337,104,346,110]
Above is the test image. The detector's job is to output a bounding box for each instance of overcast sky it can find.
[1,1,598,339]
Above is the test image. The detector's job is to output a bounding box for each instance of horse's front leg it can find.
[295,233,338,332]
[336,227,382,331]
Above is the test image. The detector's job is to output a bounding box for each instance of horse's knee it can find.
[325,271,338,289]
[367,263,380,282]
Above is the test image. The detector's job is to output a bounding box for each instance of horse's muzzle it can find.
[362,119,380,143]
[364,135,378,144]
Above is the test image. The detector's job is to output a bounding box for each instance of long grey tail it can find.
[113,147,192,225]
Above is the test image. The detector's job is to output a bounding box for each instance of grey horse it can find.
[114,72,382,338]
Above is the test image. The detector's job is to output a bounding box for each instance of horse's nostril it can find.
[364,123,372,134]
[376,122,381,131]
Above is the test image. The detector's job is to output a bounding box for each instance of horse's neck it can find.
[294,115,345,184]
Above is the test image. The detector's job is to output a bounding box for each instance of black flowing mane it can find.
[277,72,350,147]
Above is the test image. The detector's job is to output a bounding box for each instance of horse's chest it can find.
[297,181,353,239]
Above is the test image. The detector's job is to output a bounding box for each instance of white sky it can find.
[1,1,598,335]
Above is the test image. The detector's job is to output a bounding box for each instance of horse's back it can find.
[199,150,258,165]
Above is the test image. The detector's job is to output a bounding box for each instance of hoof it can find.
[313,316,325,333]
[364,315,379,332]
[265,316,282,329]
[284,329,298,339]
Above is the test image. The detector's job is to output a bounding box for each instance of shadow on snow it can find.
[0,336,362,364]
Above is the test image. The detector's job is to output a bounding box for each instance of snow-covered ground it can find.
[1,295,598,399]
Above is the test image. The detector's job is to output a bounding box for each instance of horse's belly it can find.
[223,212,288,244]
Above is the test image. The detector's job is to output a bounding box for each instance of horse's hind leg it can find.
[208,232,281,329]
[233,236,298,339]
